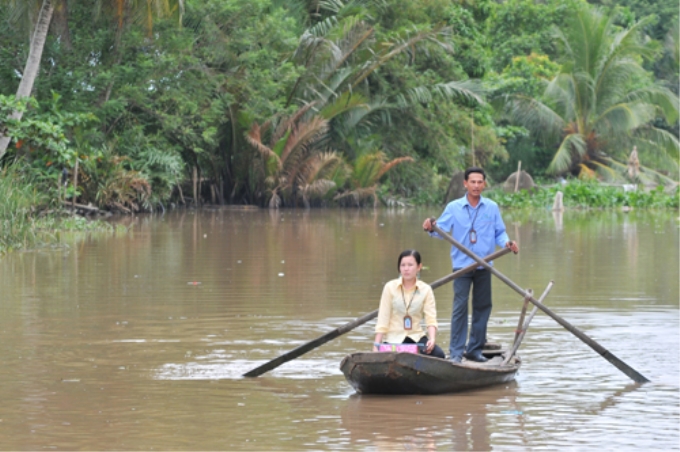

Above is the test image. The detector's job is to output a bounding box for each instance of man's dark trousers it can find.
[449,268,492,359]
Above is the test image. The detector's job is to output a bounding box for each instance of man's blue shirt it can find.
[431,194,509,269]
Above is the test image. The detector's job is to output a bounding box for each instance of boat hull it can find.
[340,352,520,395]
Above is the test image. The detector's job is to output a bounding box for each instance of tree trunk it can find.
[0,0,55,159]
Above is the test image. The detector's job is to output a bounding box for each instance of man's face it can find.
[464,172,486,197]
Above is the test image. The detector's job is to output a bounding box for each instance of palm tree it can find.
[0,0,54,159]
[297,151,349,208]
[504,6,679,180]
[246,104,330,208]
[287,1,484,158]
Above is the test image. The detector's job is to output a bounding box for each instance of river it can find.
[0,207,678,450]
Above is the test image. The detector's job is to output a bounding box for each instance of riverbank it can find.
[2,176,677,255]
[0,170,124,254]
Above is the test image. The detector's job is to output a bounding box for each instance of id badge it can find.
[403,315,413,330]
[470,229,477,244]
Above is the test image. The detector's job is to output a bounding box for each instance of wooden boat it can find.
[340,351,520,395]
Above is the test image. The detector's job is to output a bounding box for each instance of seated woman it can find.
[373,250,446,359]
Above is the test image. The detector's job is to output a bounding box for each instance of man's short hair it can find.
[464,167,486,181]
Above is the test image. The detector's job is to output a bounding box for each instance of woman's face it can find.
[399,256,422,280]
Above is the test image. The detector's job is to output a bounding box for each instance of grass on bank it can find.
[0,169,45,254]
[0,169,123,255]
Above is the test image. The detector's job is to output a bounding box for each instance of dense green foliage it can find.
[486,180,679,209]
[0,0,677,217]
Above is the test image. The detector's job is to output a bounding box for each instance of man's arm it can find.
[423,203,454,236]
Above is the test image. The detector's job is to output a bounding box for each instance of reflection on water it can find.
[341,385,520,451]
[0,208,677,450]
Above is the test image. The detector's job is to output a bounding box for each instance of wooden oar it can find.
[430,222,650,384]
[242,248,511,378]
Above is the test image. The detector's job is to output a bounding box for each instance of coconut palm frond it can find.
[590,159,619,181]
[300,179,337,206]
[331,98,392,139]
[318,0,347,15]
[595,102,656,136]
[306,15,339,37]
[635,126,680,161]
[326,16,373,63]
[595,59,646,111]
[374,156,414,180]
[623,86,679,124]
[351,26,441,88]
[319,92,369,120]
[350,152,413,189]
[506,95,566,144]
[271,130,292,157]
[273,102,318,143]
[246,123,279,162]
[639,165,679,186]
[352,152,383,188]
[397,80,485,108]
[604,13,657,64]
[334,186,377,207]
[279,116,328,165]
[300,151,345,184]
[548,133,586,174]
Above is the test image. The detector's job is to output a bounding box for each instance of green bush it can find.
[485,180,679,209]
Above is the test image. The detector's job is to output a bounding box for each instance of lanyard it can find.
[400,286,417,315]
[466,204,480,229]
[466,205,481,243]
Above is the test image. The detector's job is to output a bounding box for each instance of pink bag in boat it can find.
[377,343,419,353]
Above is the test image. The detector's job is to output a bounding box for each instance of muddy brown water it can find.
[0,208,678,450]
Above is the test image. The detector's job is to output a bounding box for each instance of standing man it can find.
[422,167,518,363]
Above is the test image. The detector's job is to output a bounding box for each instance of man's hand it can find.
[506,240,519,254]
[422,218,435,232]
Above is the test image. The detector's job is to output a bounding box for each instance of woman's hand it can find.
[373,334,383,352]
[426,338,435,354]
[425,326,437,354]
